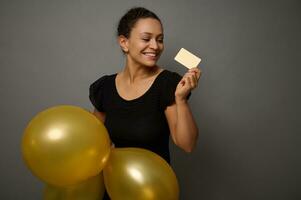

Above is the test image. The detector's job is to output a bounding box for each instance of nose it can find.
[149,39,159,50]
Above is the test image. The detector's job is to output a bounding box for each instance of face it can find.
[119,18,164,67]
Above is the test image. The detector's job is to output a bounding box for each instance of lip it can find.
[142,52,160,60]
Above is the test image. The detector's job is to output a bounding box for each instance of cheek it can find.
[132,42,146,52]
[158,43,164,52]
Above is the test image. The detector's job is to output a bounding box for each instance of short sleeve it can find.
[161,71,191,109]
[89,75,107,112]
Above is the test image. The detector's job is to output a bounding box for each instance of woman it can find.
[89,7,201,199]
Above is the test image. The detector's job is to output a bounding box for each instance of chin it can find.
[143,62,158,68]
[135,58,157,67]
[141,58,161,67]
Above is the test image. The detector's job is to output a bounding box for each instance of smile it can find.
[142,52,158,58]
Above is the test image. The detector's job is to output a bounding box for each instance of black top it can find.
[89,70,190,163]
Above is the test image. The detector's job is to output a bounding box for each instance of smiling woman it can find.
[89,7,201,200]
[118,17,164,68]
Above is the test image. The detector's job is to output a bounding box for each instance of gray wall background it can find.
[0,0,300,199]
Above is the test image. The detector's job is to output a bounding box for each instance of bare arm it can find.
[165,100,198,152]
[165,67,201,153]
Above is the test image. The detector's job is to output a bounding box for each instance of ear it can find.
[118,35,129,53]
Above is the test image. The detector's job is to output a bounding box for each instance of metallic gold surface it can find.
[22,105,111,186]
[104,148,179,200]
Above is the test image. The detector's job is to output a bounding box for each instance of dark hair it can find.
[117,7,162,38]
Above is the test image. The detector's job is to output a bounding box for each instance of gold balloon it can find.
[21,105,111,186]
[44,172,105,200]
[103,148,179,200]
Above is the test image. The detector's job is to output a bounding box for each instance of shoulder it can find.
[160,69,180,76]
[156,69,182,109]
[155,69,183,95]
[89,73,117,97]
[90,73,116,87]
[89,73,116,112]
[90,74,117,92]
[158,69,182,85]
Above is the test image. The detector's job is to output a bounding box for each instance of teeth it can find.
[144,53,156,57]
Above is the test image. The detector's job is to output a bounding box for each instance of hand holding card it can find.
[174,48,202,101]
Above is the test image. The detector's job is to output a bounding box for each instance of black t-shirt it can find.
[89,70,190,163]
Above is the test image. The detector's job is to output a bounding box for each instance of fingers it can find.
[188,74,197,88]
[180,67,203,91]
[188,67,202,81]
[183,71,198,89]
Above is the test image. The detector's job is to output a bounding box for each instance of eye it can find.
[157,38,164,43]
[142,38,150,42]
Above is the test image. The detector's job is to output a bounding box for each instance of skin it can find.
[93,18,202,152]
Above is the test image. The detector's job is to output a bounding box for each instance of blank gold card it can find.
[174,48,201,69]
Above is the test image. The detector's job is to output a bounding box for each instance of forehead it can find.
[131,18,163,35]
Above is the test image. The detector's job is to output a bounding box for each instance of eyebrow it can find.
[140,32,164,37]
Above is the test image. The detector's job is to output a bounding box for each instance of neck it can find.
[122,57,159,84]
